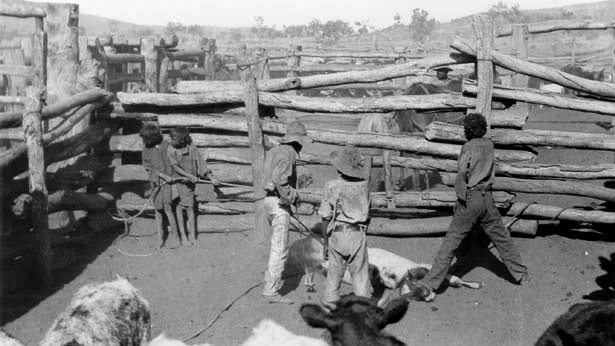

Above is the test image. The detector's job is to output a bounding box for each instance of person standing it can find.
[319,146,372,310]
[255,121,311,304]
[417,113,529,302]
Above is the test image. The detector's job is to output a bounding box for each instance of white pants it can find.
[262,196,291,296]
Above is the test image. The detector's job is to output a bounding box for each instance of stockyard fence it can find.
[1,1,615,289]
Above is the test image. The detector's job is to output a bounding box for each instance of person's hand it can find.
[189,176,199,184]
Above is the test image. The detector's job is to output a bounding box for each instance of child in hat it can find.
[318,146,372,310]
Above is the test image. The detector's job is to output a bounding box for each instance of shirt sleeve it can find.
[455,142,471,200]
[192,144,211,176]
[167,146,179,169]
[271,150,296,205]
[318,182,333,220]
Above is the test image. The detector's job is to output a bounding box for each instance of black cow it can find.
[299,295,409,346]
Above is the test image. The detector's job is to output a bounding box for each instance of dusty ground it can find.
[2,106,615,346]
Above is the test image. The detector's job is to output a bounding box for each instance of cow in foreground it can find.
[39,277,151,346]
[534,300,615,346]
[300,294,409,346]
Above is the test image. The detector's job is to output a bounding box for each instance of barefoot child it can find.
[167,126,220,246]
[139,122,179,249]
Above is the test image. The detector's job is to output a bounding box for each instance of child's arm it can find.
[167,146,199,183]
[142,151,161,185]
[192,144,220,186]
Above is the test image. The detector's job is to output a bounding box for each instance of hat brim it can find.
[280,134,312,146]
[331,156,368,180]
[434,67,452,72]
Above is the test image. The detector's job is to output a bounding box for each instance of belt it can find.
[334,223,362,232]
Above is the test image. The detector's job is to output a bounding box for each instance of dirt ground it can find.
[2,106,615,346]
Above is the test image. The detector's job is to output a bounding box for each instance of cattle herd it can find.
[1,248,614,346]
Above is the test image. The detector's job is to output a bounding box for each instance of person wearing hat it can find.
[256,120,312,304]
[318,146,372,310]
[432,66,453,88]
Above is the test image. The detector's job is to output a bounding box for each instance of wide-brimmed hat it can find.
[330,146,368,179]
[433,66,452,72]
[280,121,312,146]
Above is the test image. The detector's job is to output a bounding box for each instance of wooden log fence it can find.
[152,114,536,162]
[497,20,615,37]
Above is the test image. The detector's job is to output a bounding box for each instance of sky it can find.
[30,0,605,28]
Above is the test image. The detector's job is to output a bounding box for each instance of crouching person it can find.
[416,113,529,302]
[319,146,372,310]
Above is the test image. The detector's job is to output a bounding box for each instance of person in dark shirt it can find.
[417,113,529,302]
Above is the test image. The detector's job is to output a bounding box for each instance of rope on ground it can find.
[505,201,537,229]
[182,264,323,343]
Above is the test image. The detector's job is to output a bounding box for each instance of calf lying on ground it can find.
[319,246,481,305]
[148,319,327,346]
[534,300,615,346]
[39,277,151,346]
[300,294,409,346]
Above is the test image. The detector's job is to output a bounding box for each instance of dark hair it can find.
[463,113,487,140]
[169,126,191,148]
[139,122,163,148]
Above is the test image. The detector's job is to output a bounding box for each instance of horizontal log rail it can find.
[451,37,615,98]
[0,95,27,105]
[172,53,474,93]
[271,63,382,73]
[0,2,46,18]
[426,121,615,151]
[0,64,34,77]
[0,88,113,128]
[117,91,512,113]
[440,173,615,203]
[462,80,615,116]
[497,20,615,37]
[507,203,615,224]
[154,114,535,162]
[107,74,143,86]
[104,53,145,64]
[295,51,424,59]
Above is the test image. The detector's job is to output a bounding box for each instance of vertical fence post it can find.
[198,36,208,80]
[473,15,494,136]
[28,17,52,287]
[141,37,158,92]
[243,76,267,245]
[570,32,576,66]
[511,24,530,131]
[611,28,615,84]
[206,38,216,80]
[287,44,301,78]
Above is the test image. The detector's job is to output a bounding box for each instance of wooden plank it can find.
[426,121,615,151]
[463,80,615,116]
[497,20,615,37]
[473,15,495,135]
[104,53,144,64]
[271,63,382,73]
[0,95,27,104]
[451,37,615,98]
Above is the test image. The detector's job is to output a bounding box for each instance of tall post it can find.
[287,44,301,95]
[372,34,378,51]
[29,15,52,286]
[243,76,267,245]
[140,37,158,92]
[611,28,615,84]
[198,36,208,78]
[473,15,494,136]
[570,31,576,66]
[511,24,530,132]
[206,38,216,80]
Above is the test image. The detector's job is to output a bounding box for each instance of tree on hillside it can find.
[322,20,353,40]
[230,28,243,42]
[486,2,526,24]
[409,8,435,43]
[108,20,119,34]
[354,20,372,35]
[394,13,402,25]
[187,25,203,37]
[133,27,154,36]
[164,22,186,36]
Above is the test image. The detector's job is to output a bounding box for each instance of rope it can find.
[182,263,323,343]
